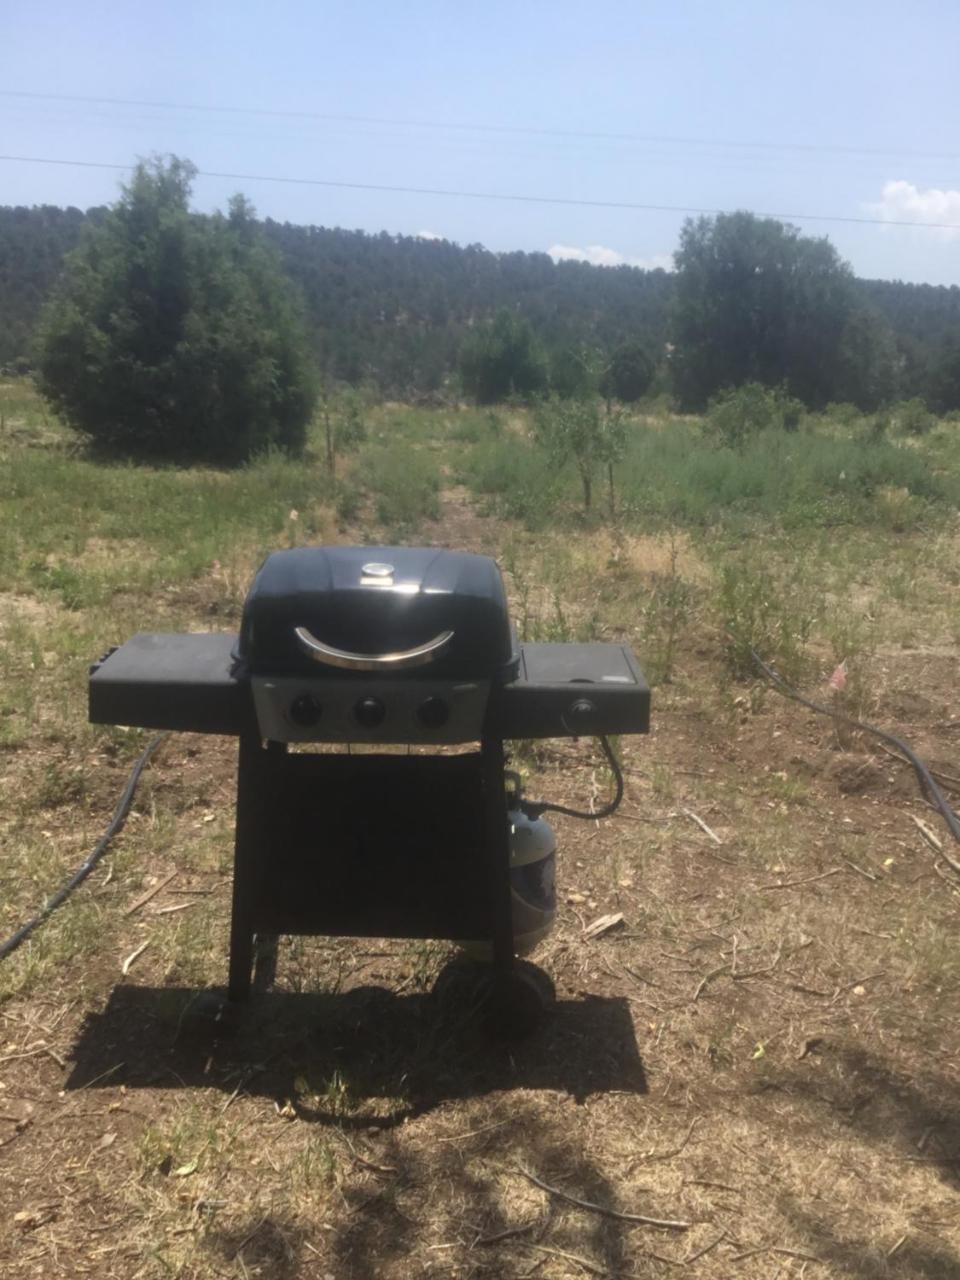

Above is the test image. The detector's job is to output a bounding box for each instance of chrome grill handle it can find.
[293,626,454,672]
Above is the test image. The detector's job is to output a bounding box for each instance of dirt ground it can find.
[2,487,960,1279]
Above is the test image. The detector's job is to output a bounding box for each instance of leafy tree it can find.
[834,306,898,410]
[671,211,889,410]
[35,157,315,463]
[550,343,603,400]
[317,383,367,477]
[602,341,655,403]
[459,310,548,403]
[534,393,627,514]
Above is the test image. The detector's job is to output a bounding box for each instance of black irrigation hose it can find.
[522,734,625,821]
[749,647,960,848]
[0,733,169,963]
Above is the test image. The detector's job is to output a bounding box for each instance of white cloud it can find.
[417,229,443,241]
[547,243,672,270]
[865,181,960,240]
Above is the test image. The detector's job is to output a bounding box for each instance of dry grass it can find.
[2,388,960,1277]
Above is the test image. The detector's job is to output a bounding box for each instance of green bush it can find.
[703,382,805,448]
[889,397,935,436]
[36,157,316,465]
[459,310,548,404]
[823,401,862,427]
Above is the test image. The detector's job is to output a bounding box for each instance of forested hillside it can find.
[2,203,959,405]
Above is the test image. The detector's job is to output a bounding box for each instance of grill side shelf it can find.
[89,633,250,735]
[493,643,650,740]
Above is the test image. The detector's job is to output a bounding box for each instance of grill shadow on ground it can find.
[64,982,647,1125]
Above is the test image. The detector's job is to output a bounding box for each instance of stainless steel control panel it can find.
[250,676,491,745]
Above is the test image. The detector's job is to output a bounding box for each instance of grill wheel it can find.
[431,957,556,1040]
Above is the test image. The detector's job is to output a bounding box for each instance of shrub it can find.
[703,383,804,448]
[36,157,316,465]
[602,341,656,403]
[459,311,548,404]
[823,401,862,427]
[889,397,935,436]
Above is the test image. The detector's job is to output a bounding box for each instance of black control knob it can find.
[566,697,598,732]
[289,693,322,727]
[354,696,386,728]
[417,696,449,729]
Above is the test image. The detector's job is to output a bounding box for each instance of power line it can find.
[1,88,957,164]
[2,152,958,232]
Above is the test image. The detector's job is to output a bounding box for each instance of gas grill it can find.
[90,546,649,1033]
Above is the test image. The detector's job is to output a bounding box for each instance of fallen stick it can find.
[841,857,879,882]
[911,814,943,852]
[683,808,723,845]
[125,870,177,916]
[732,935,793,981]
[474,1221,537,1247]
[759,868,842,891]
[878,741,960,792]
[523,1243,610,1276]
[121,941,149,975]
[635,1117,701,1164]
[515,1163,691,1230]
[831,971,886,1001]
[583,912,625,940]
[693,963,731,1001]
[911,814,960,876]
[684,1231,727,1264]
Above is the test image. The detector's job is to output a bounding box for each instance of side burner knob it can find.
[566,698,598,733]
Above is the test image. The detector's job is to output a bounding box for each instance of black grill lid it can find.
[236,546,518,680]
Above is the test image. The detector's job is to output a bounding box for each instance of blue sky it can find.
[3,0,960,284]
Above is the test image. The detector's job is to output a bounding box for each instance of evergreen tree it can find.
[602,341,655,402]
[459,309,548,403]
[35,158,315,463]
[932,334,960,412]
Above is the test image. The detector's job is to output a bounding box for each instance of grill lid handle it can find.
[293,626,455,672]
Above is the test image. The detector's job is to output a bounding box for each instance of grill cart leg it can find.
[228,732,265,1002]
[481,736,515,985]
[478,736,550,1038]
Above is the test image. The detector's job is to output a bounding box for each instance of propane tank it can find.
[463,779,557,958]
[507,803,557,954]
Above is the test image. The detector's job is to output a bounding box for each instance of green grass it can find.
[462,414,959,533]
[359,443,442,534]
[0,447,337,601]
